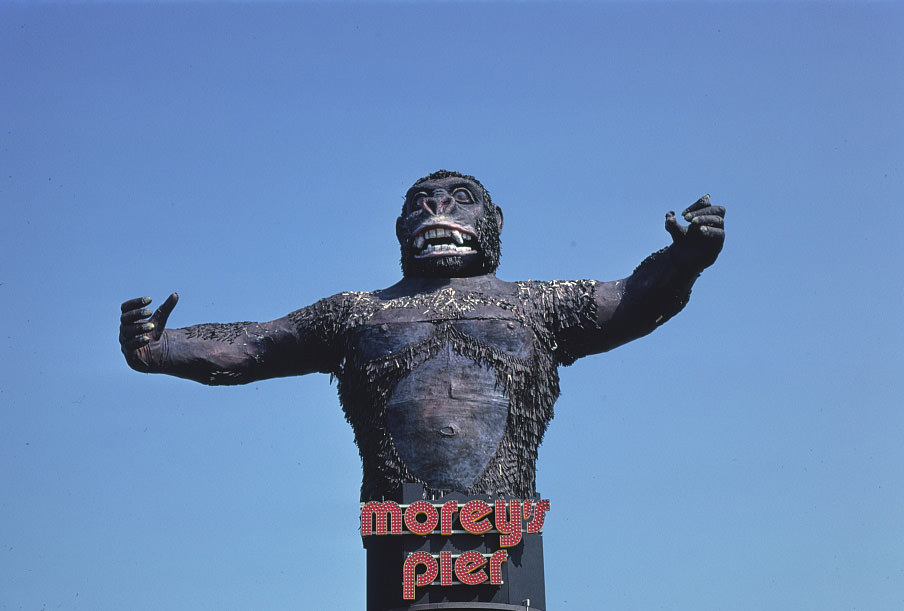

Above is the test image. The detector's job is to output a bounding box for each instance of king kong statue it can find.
[120,170,725,502]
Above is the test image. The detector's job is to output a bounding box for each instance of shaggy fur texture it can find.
[285,280,599,500]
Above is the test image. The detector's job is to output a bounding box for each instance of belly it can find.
[386,347,508,491]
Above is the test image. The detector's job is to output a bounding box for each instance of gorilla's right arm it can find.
[119,293,335,385]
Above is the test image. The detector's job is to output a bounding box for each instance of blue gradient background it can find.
[2,2,902,609]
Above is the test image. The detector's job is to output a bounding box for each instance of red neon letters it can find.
[360,498,549,542]
[402,550,508,600]
[361,498,550,600]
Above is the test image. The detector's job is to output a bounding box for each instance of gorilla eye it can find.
[452,188,473,203]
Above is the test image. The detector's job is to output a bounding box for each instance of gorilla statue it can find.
[120,170,725,502]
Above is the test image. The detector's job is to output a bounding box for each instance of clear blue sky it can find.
[2,1,902,609]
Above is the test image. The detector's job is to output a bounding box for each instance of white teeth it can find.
[415,228,473,252]
[414,243,476,257]
[425,244,472,253]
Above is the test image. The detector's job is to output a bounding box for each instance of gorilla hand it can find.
[665,195,725,271]
[119,293,178,372]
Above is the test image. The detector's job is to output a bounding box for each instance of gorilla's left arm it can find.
[557,196,725,358]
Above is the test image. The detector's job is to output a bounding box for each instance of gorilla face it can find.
[397,171,503,278]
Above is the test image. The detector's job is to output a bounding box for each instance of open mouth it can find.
[412,225,477,258]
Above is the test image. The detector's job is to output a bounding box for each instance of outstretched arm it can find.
[559,196,725,357]
[119,293,334,385]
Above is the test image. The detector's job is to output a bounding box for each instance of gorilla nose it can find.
[423,195,454,214]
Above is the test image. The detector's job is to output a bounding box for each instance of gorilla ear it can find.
[396,216,405,245]
[494,205,504,231]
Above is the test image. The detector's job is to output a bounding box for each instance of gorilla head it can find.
[396,170,503,278]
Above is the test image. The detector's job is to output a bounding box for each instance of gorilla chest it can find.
[353,316,534,490]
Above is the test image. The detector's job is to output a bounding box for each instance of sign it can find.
[361,498,550,600]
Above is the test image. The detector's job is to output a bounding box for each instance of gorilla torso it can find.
[289,275,599,500]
